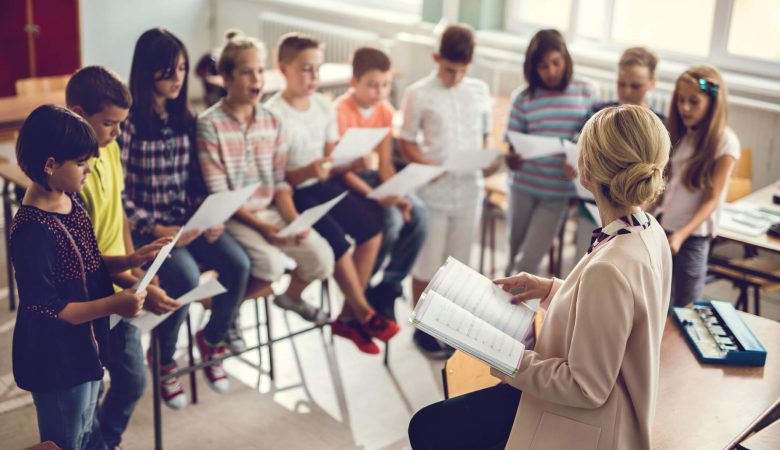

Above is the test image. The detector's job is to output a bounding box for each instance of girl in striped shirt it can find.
[504,29,596,276]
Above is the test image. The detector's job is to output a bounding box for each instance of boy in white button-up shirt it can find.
[399,23,497,358]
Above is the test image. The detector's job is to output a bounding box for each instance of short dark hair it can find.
[352,46,391,79]
[277,32,321,64]
[17,105,98,189]
[438,24,475,64]
[66,66,132,115]
[523,29,573,94]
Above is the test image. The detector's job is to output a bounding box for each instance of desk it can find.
[442,312,780,449]
[653,311,780,450]
[0,90,66,129]
[717,183,780,253]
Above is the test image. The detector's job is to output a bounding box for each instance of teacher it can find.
[408,104,672,450]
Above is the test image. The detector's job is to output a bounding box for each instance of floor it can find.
[1,207,779,450]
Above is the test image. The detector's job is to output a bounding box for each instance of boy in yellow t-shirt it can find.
[66,66,179,449]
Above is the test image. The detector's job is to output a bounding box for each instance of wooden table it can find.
[736,418,780,450]
[442,312,780,449]
[718,183,780,253]
[0,90,66,129]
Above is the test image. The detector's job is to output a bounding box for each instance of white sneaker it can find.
[273,294,329,325]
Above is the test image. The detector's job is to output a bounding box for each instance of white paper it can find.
[183,183,260,233]
[584,202,602,226]
[367,163,445,200]
[330,127,389,167]
[506,131,566,160]
[443,149,501,173]
[276,192,348,238]
[719,204,775,237]
[134,229,181,293]
[109,314,122,329]
[130,278,227,334]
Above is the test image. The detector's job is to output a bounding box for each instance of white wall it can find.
[79,0,214,99]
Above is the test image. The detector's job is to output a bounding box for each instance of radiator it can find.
[258,12,380,64]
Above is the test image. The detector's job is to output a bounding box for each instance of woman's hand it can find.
[493,272,553,304]
[667,231,685,255]
[143,284,181,315]
[111,288,147,318]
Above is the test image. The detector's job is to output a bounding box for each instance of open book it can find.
[410,257,536,376]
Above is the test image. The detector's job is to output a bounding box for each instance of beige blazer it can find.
[503,215,672,450]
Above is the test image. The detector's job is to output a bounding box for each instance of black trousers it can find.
[408,383,521,450]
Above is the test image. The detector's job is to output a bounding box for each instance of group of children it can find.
[10,21,739,450]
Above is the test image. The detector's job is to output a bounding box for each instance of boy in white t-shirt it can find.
[265,33,399,354]
[399,24,497,358]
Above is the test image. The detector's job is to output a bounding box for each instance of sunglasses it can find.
[698,78,719,97]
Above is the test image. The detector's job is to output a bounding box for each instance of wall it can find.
[79,0,213,99]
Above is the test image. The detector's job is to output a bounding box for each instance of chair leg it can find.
[264,296,274,380]
[185,313,198,405]
[489,212,496,278]
[151,330,163,450]
[254,298,263,373]
[383,342,389,367]
[735,283,748,311]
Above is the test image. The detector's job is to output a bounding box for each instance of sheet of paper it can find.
[443,149,501,173]
[718,204,775,237]
[367,163,445,200]
[426,257,537,342]
[130,278,227,334]
[506,131,566,160]
[134,228,181,294]
[330,127,389,167]
[183,183,260,233]
[276,192,348,238]
[413,290,525,376]
[584,202,602,226]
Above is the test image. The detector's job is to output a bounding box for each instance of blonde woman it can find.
[409,105,672,450]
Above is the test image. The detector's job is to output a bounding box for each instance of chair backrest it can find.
[726,147,753,202]
[15,74,70,96]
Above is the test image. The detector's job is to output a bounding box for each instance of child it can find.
[67,65,180,449]
[399,24,494,358]
[266,33,399,354]
[659,65,739,307]
[504,29,596,277]
[122,28,251,409]
[11,105,164,450]
[573,47,665,261]
[198,31,334,328]
[334,46,428,320]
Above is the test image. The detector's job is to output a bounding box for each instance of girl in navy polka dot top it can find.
[10,105,170,449]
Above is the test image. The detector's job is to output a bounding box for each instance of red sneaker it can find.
[332,319,381,354]
[362,311,400,342]
[146,349,187,410]
[195,331,230,394]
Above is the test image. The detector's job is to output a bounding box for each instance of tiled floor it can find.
[1,212,778,449]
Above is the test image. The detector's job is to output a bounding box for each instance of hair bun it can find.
[224,29,244,42]
[609,162,664,208]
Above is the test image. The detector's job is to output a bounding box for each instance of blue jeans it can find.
[669,234,711,308]
[96,319,146,447]
[358,171,428,286]
[134,231,251,365]
[32,380,105,450]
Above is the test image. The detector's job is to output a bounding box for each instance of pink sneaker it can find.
[195,330,230,394]
[146,350,188,410]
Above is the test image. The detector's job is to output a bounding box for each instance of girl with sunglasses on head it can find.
[658,64,740,307]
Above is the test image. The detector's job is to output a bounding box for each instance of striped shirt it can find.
[197,100,290,212]
[120,115,202,235]
[506,79,596,198]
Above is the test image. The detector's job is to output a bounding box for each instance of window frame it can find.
[504,0,780,80]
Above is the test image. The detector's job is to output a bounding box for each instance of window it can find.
[509,0,572,30]
[505,0,780,79]
[611,0,715,57]
[727,0,780,62]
